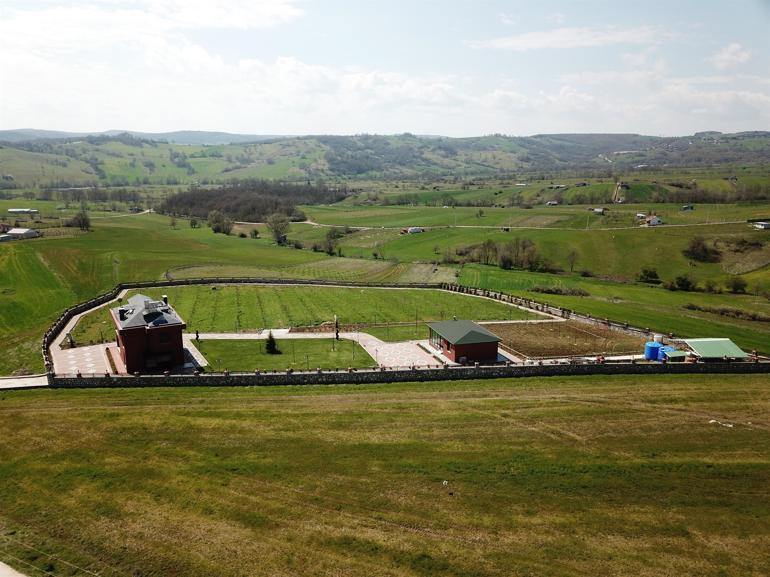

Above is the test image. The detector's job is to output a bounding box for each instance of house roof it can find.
[427,320,500,345]
[7,228,32,234]
[111,293,185,330]
[684,338,748,359]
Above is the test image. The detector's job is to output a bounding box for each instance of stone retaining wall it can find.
[51,361,770,388]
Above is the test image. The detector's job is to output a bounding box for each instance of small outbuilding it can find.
[427,320,500,364]
[7,228,40,239]
[684,338,748,361]
[7,208,38,214]
[0,234,12,243]
[111,294,187,373]
[645,215,663,226]
[753,221,770,230]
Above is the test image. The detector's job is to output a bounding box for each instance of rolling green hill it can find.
[2,131,769,187]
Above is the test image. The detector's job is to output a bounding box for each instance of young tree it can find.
[566,250,579,273]
[265,331,280,355]
[266,213,290,244]
[169,216,177,229]
[189,217,199,229]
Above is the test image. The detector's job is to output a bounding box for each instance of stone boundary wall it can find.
[51,361,770,389]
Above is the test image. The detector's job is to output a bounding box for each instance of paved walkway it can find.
[48,289,129,375]
[0,562,27,577]
[0,375,48,390]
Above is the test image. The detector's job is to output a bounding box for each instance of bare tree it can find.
[566,250,579,273]
[266,213,290,244]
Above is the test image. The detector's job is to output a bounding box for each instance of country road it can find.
[236,218,750,232]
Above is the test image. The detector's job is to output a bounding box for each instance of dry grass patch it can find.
[485,320,647,358]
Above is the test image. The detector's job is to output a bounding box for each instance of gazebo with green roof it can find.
[427,320,500,364]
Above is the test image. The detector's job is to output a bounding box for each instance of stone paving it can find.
[54,343,113,375]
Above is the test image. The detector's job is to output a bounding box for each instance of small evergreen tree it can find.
[265,331,280,355]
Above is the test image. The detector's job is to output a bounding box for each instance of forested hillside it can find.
[1,130,769,187]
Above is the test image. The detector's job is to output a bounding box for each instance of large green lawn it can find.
[0,374,767,576]
[70,285,529,345]
[195,338,374,371]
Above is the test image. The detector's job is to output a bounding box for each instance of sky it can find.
[0,0,768,136]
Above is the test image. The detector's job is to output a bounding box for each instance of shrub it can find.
[531,285,590,296]
[637,267,661,284]
[725,276,748,294]
[683,237,721,263]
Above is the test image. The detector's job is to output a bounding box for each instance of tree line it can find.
[159,180,346,223]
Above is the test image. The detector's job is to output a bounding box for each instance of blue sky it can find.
[1,0,768,136]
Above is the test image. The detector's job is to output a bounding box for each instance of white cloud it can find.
[499,12,518,26]
[468,26,672,51]
[710,43,751,70]
[545,12,566,25]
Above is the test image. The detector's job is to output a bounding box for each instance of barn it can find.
[427,320,500,364]
[110,294,186,373]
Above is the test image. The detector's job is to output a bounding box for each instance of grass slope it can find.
[0,375,767,576]
[459,264,770,353]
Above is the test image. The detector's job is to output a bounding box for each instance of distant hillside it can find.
[0,128,282,145]
[0,130,768,187]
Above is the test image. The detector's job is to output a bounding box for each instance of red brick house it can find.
[427,320,500,363]
[110,294,186,373]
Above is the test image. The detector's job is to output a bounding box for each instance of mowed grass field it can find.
[0,375,767,576]
[71,286,530,345]
[196,338,374,371]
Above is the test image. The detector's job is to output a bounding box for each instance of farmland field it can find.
[484,320,647,358]
[70,286,533,345]
[195,338,374,371]
[0,374,768,576]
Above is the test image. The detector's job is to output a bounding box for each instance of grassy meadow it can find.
[70,285,529,345]
[0,375,767,576]
[1,195,769,375]
[196,338,374,371]
[459,265,770,353]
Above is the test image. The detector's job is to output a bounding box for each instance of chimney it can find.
[162,294,168,305]
[118,308,126,321]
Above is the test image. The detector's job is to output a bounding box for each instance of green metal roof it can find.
[663,350,688,358]
[684,338,748,359]
[427,320,501,345]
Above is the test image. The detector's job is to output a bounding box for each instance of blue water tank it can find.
[644,341,662,361]
[658,345,676,361]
